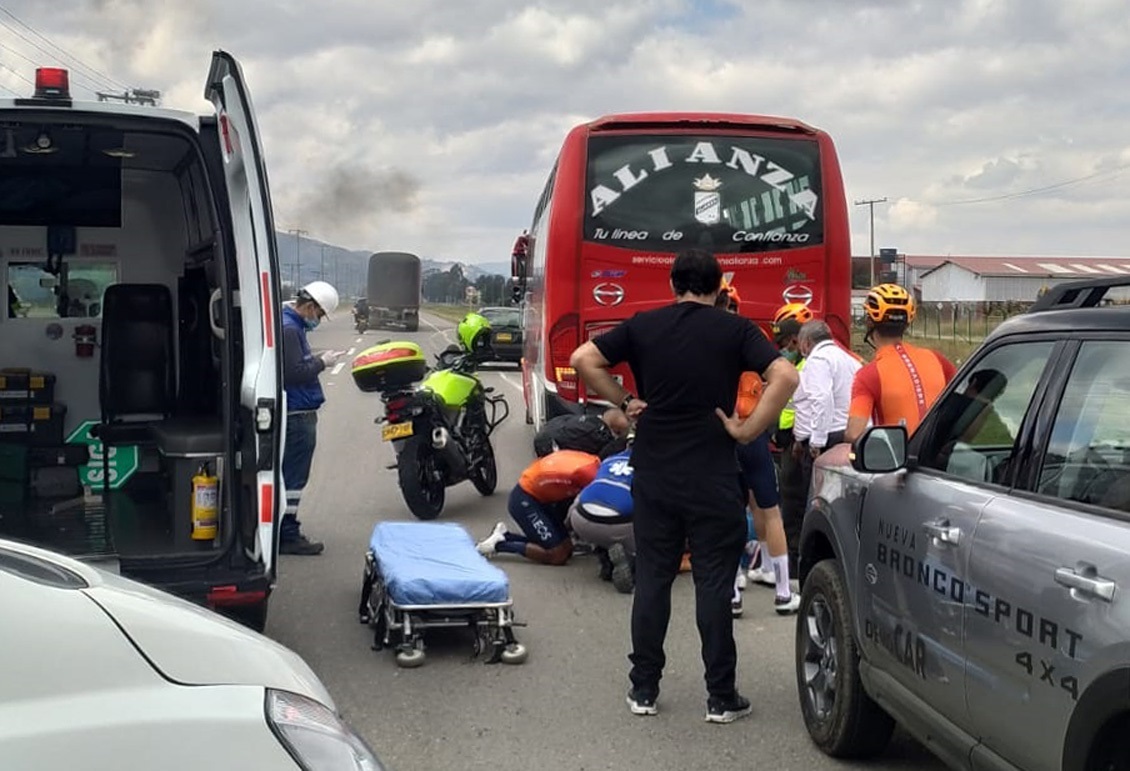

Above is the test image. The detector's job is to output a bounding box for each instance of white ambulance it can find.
[0,52,285,630]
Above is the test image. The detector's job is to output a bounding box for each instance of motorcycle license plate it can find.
[382,422,414,441]
[495,332,512,342]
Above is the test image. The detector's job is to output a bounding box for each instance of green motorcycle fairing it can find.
[422,368,479,408]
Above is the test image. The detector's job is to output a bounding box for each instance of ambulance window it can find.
[6,261,118,319]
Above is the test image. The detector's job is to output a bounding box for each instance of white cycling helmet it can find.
[299,280,340,319]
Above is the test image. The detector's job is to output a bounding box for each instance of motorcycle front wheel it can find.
[468,430,498,496]
[397,435,446,519]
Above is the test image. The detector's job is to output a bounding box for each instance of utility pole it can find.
[286,228,308,287]
[854,198,888,286]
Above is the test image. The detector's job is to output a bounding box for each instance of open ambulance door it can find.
[205,50,283,580]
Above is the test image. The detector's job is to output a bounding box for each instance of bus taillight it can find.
[548,314,580,398]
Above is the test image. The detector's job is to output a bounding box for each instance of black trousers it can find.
[776,429,805,575]
[629,471,747,699]
[787,430,846,572]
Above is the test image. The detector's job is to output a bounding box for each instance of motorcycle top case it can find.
[351,341,427,392]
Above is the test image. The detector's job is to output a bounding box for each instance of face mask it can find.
[304,316,320,331]
[782,349,800,363]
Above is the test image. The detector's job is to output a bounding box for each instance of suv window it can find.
[917,340,1054,484]
[1037,340,1130,513]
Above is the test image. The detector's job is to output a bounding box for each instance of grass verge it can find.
[421,304,475,323]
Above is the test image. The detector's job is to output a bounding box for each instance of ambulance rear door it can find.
[204,50,283,579]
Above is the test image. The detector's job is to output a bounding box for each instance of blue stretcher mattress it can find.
[369,521,511,606]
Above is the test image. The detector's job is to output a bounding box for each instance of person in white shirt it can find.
[790,320,862,516]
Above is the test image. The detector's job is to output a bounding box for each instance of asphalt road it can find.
[265,312,944,771]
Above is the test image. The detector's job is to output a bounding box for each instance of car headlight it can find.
[266,689,386,771]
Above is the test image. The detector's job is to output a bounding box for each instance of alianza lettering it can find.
[588,141,819,219]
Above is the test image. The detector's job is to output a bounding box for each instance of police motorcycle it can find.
[350,313,509,519]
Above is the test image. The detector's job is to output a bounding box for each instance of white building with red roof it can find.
[854,255,1130,304]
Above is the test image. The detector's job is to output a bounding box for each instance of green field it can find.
[422,303,476,323]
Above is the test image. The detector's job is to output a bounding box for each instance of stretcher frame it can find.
[357,550,528,668]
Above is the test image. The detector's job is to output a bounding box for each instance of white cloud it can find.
[0,0,1127,263]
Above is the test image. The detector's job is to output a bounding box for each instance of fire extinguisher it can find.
[191,462,219,541]
[74,324,97,358]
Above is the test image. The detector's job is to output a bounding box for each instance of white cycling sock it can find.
[772,554,792,600]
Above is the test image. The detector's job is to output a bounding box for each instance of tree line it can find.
[421,265,508,305]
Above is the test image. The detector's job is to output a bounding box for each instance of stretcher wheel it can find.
[396,648,426,668]
[500,643,528,665]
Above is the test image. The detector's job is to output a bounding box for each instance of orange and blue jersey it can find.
[518,449,601,503]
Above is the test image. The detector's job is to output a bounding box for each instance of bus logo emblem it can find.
[693,174,722,225]
[783,284,814,305]
[593,283,625,306]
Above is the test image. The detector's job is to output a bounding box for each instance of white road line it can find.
[423,314,456,344]
[346,347,355,356]
[498,372,523,392]
[331,362,345,376]
[355,337,363,343]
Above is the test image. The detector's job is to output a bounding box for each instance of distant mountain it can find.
[273,231,507,297]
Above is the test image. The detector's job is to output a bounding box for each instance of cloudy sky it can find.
[1,0,1128,264]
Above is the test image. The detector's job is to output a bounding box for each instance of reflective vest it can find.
[778,358,806,430]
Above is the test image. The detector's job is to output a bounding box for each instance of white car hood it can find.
[80,572,335,709]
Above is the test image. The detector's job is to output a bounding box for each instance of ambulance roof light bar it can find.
[34,68,70,100]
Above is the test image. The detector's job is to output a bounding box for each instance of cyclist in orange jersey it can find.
[476,449,601,565]
[845,283,957,443]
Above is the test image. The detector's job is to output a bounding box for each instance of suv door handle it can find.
[1055,567,1116,602]
[923,521,962,545]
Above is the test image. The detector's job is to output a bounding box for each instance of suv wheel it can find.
[796,559,894,758]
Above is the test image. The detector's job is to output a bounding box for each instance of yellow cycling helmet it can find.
[863,283,916,325]
[773,302,814,325]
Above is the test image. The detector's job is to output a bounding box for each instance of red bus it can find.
[518,112,852,428]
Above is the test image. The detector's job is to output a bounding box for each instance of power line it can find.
[0,3,128,91]
[0,40,105,95]
[0,19,116,92]
[929,163,1130,207]
[0,59,31,87]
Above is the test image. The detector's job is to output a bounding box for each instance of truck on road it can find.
[365,251,422,332]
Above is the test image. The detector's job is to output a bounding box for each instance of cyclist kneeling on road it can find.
[566,446,637,593]
[476,449,600,565]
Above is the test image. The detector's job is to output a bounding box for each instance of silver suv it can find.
[795,277,1130,771]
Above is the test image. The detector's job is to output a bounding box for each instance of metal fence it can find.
[853,301,1032,343]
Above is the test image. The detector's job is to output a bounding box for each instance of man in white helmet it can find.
[280,280,341,555]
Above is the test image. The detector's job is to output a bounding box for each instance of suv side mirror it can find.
[850,426,908,474]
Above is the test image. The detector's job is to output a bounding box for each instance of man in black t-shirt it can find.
[570,249,798,724]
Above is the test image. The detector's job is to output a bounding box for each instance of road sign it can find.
[65,420,139,491]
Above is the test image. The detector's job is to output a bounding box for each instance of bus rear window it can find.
[584,134,823,254]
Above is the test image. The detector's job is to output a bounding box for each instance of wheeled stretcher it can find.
[357,521,528,668]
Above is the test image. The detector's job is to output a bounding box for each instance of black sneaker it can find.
[626,688,658,716]
[596,548,613,582]
[279,535,325,555]
[608,543,634,594]
[705,692,752,724]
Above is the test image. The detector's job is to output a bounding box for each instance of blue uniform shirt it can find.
[281,305,326,412]
[576,450,634,521]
